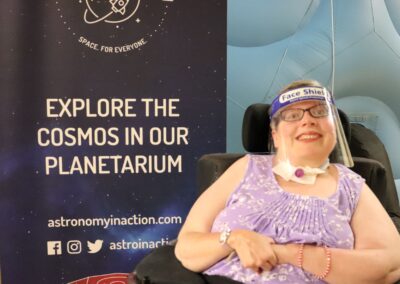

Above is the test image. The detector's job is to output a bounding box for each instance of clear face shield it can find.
[269,86,353,184]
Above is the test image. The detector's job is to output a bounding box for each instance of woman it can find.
[175,80,400,283]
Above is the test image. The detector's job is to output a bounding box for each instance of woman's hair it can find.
[269,79,325,129]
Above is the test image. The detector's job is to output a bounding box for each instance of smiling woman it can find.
[174,79,400,284]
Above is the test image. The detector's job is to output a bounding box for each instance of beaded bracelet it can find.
[296,244,332,280]
[296,243,304,269]
[314,246,332,280]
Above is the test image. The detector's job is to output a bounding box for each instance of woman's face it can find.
[271,100,337,167]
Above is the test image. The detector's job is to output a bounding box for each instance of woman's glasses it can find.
[279,104,330,122]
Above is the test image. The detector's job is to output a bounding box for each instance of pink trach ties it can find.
[295,168,305,178]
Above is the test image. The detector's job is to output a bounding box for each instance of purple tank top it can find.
[204,154,364,283]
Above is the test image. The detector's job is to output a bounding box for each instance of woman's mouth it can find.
[296,133,321,141]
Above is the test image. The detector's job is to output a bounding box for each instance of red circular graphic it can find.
[69,273,130,284]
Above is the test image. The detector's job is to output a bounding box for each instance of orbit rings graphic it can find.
[84,0,141,24]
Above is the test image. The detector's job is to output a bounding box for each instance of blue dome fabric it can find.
[227,0,400,184]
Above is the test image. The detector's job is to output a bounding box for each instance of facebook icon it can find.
[47,241,62,255]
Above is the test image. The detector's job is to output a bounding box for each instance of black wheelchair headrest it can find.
[242,103,351,153]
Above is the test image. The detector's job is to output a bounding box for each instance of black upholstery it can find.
[242,103,271,153]
[134,245,206,284]
[197,153,244,195]
[133,103,400,283]
[349,124,400,231]
[134,245,242,284]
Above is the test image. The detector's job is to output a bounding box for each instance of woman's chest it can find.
[213,189,355,248]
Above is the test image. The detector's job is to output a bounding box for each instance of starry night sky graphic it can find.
[0,0,227,283]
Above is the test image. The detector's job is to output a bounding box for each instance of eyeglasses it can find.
[279,104,330,122]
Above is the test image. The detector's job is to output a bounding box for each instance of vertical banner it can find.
[0,0,226,283]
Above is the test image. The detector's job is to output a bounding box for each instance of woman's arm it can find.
[274,184,400,284]
[174,156,248,272]
[275,244,399,284]
[175,155,278,273]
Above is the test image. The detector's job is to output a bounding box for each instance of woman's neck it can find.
[274,154,327,168]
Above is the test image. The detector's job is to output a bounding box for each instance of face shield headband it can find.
[270,86,334,119]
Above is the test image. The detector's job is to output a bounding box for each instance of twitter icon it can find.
[87,240,103,254]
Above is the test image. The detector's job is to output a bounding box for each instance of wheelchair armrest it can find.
[352,157,400,232]
[134,245,206,284]
[134,245,242,284]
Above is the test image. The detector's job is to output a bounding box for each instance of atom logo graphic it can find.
[83,0,141,24]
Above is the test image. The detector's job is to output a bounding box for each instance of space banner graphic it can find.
[0,0,226,283]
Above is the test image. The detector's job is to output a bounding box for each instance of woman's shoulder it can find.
[335,163,365,184]
[334,163,365,215]
[219,154,250,181]
[229,154,273,169]
[246,153,274,163]
[223,154,273,185]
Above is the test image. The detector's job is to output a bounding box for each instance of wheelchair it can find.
[132,104,400,284]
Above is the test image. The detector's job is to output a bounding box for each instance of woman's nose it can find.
[301,110,316,125]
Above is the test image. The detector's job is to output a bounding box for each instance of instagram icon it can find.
[67,240,82,254]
